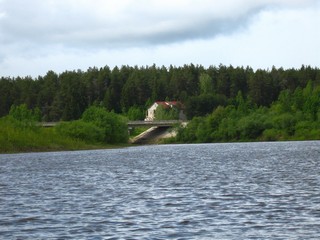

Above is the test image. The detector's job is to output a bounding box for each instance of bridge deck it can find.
[40,120,186,128]
[128,120,183,127]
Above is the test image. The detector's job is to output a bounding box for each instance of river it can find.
[1,141,320,239]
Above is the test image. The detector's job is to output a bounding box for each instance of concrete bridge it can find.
[41,120,188,144]
[128,120,183,127]
[41,120,185,128]
[128,120,187,144]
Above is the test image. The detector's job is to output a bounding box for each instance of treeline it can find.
[1,64,320,121]
[176,82,320,142]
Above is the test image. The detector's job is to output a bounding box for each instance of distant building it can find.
[145,101,186,121]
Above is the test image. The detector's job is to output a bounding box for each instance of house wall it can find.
[145,103,158,121]
[145,101,186,121]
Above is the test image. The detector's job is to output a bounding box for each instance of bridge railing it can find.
[128,120,185,127]
[40,120,187,128]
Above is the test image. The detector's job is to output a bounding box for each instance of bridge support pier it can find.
[129,126,176,144]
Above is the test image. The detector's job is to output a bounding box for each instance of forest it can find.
[0,64,319,146]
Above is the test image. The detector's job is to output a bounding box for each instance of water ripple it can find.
[1,141,320,239]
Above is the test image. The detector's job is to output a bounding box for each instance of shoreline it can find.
[1,139,319,154]
[0,143,132,155]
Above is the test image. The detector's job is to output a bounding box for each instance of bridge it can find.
[128,120,189,144]
[40,120,188,144]
[127,120,187,144]
[127,120,184,127]
[41,120,186,128]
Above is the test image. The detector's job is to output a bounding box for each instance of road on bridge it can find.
[127,120,185,127]
[41,120,187,128]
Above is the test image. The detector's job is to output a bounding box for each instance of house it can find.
[145,101,186,121]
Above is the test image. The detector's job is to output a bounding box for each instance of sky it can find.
[0,0,320,77]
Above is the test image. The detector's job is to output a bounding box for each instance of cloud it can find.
[1,0,318,48]
[0,0,319,76]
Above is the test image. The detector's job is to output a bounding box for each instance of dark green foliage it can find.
[237,110,269,140]
[177,82,320,143]
[176,117,204,143]
[0,78,15,117]
[58,71,87,121]
[199,73,214,94]
[37,71,59,121]
[8,104,41,130]
[0,104,128,153]
[82,106,128,143]
[0,64,319,121]
[127,106,145,120]
[9,104,41,122]
[154,105,179,120]
[185,94,227,118]
[0,64,319,143]
[56,120,105,143]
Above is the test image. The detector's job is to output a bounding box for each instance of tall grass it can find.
[0,117,110,153]
[0,105,131,153]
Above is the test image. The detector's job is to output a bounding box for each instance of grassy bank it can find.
[0,118,126,154]
[0,105,131,154]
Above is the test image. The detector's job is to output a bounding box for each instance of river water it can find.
[1,141,320,239]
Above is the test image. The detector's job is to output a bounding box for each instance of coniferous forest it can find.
[0,64,320,149]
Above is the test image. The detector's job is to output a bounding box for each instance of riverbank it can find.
[0,120,128,154]
[0,143,131,154]
[0,106,132,154]
[1,116,318,154]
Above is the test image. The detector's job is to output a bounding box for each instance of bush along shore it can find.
[0,105,129,153]
[176,82,320,143]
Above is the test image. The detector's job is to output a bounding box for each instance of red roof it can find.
[155,101,183,109]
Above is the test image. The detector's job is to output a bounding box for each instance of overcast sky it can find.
[0,0,319,77]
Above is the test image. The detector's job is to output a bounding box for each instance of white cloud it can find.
[0,0,319,76]
[2,0,317,47]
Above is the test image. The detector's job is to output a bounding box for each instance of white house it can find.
[144,101,186,121]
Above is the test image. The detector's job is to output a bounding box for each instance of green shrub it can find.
[127,106,145,120]
[0,117,91,153]
[82,106,128,143]
[272,113,296,135]
[262,129,287,141]
[56,120,105,143]
[294,121,320,140]
[237,113,267,140]
[8,104,41,130]
[154,105,179,120]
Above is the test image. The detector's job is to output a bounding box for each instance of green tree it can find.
[9,104,41,122]
[303,81,319,120]
[199,73,214,94]
[9,104,41,129]
[176,117,204,143]
[127,106,145,120]
[216,64,231,97]
[185,94,227,118]
[292,87,304,111]
[104,66,127,113]
[154,105,179,120]
[58,71,87,120]
[1,64,320,130]
[56,120,105,143]
[37,71,59,121]
[229,67,249,98]
[0,78,15,117]
[82,106,128,143]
